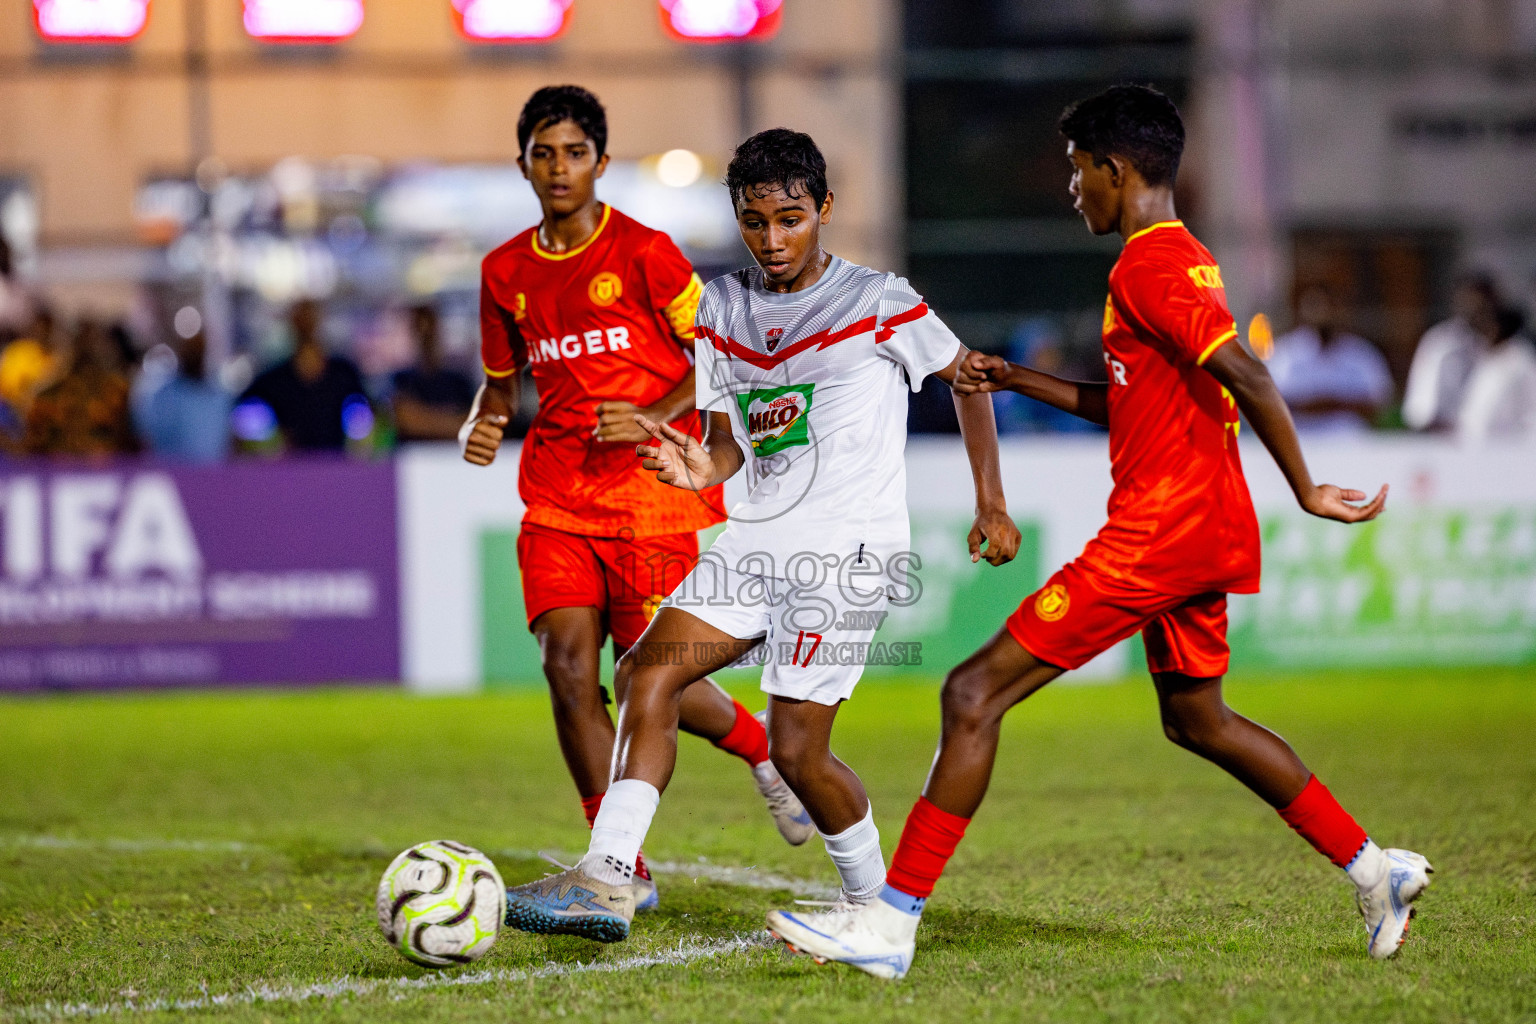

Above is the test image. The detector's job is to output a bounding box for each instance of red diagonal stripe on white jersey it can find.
[700,316,877,369]
[875,302,929,343]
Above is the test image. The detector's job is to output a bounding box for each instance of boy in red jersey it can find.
[767,85,1433,979]
[461,87,813,914]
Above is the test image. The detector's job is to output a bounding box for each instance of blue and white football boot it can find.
[766,897,916,980]
[504,864,634,943]
[1357,848,1433,959]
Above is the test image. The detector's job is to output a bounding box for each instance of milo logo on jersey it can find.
[737,383,815,456]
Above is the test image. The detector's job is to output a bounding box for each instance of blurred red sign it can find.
[244,0,364,43]
[659,0,781,42]
[33,0,150,43]
[453,0,572,41]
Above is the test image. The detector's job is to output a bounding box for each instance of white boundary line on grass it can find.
[15,932,773,1021]
[3,833,834,1019]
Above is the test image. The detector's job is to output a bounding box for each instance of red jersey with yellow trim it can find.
[1078,220,1261,595]
[480,204,726,538]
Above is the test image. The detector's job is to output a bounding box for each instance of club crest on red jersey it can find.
[589,272,623,307]
[1034,583,1070,623]
[765,327,784,352]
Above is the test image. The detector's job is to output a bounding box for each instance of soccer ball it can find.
[376,840,505,968]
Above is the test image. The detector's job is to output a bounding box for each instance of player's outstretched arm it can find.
[634,410,743,492]
[1203,341,1388,524]
[952,350,1110,426]
[933,348,1022,566]
[460,377,516,466]
[594,367,700,444]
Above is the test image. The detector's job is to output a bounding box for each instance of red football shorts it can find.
[1006,560,1231,677]
[516,522,699,649]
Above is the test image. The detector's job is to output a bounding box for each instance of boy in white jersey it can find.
[503,129,1020,942]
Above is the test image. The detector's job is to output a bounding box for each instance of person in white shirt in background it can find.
[1456,307,1536,444]
[1402,274,1500,432]
[1268,284,1393,434]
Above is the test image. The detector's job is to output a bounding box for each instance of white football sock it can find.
[579,779,659,887]
[1345,839,1388,891]
[820,805,885,902]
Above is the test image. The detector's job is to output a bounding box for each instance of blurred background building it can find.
[2,0,899,448]
[3,0,1533,445]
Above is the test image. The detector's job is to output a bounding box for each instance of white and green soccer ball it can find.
[376,840,505,968]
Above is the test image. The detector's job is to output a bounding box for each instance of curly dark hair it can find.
[725,128,828,210]
[517,85,607,159]
[1059,84,1185,187]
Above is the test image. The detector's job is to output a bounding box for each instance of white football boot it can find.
[753,761,817,846]
[1357,848,1434,959]
[751,711,816,846]
[766,897,917,980]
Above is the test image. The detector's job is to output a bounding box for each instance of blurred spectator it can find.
[390,304,474,442]
[134,332,233,463]
[238,299,371,453]
[0,237,35,340]
[1268,285,1393,434]
[1456,308,1536,443]
[0,306,61,446]
[1403,274,1500,432]
[24,317,139,456]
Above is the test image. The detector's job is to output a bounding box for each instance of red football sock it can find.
[580,791,649,878]
[886,796,971,899]
[713,701,771,767]
[580,792,605,828]
[1277,775,1369,869]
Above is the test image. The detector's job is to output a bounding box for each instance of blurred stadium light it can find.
[242,0,365,43]
[32,0,150,42]
[659,0,782,42]
[451,0,573,42]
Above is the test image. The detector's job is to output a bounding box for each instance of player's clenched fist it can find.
[953,350,1011,395]
[968,508,1022,567]
[593,400,652,444]
[460,413,509,466]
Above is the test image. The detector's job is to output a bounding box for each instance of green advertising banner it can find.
[1229,506,1536,668]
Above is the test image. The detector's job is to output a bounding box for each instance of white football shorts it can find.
[661,551,892,705]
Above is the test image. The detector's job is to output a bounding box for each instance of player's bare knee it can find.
[614,660,688,724]
[540,642,595,700]
[1160,705,1221,754]
[610,653,636,705]
[940,663,1002,732]
[1161,714,1193,749]
[767,734,822,791]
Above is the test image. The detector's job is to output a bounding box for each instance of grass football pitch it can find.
[1,669,1533,1023]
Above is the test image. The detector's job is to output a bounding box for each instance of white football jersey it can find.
[694,256,962,591]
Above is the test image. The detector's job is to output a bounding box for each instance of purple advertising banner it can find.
[0,459,399,690]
